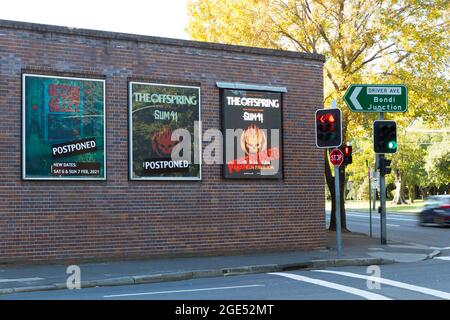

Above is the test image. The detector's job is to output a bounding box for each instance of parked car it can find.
[419,195,450,227]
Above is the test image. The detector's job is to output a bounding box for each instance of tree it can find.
[187,0,450,228]
[390,139,427,204]
[345,135,374,201]
[425,131,450,190]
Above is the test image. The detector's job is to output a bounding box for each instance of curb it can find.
[0,257,394,296]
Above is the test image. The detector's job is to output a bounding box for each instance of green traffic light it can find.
[388,141,397,149]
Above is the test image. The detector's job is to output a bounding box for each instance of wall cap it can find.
[0,19,325,62]
[216,82,288,93]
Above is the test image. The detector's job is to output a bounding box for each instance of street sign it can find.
[371,170,379,189]
[344,84,408,112]
[371,178,379,190]
[330,149,344,166]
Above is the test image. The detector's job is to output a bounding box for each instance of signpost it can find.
[344,83,408,246]
[344,84,408,113]
[330,148,344,256]
[314,101,345,256]
[377,113,388,245]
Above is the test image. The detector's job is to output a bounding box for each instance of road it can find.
[327,210,450,249]
[1,211,448,300]
[1,258,449,300]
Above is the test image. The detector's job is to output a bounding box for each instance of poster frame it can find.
[128,81,202,181]
[21,73,107,181]
[221,88,284,180]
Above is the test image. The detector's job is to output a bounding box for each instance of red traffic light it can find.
[315,108,342,148]
[344,146,352,155]
[318,113,336,124]
[342,145,352,165]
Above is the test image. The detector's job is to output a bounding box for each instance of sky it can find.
[0,0,190,40]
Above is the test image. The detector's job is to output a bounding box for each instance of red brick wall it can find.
[0,20,325,264]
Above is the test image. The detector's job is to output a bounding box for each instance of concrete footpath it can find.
[0,231,440,295]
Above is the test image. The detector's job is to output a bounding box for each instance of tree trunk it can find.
[420,186,429,200]
[325,149,348,231]
[391,169,407,205]
[408,184,415,203]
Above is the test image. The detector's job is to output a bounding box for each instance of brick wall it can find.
[0,20,325,264]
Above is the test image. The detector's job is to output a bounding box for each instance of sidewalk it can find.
[0,231,439,295]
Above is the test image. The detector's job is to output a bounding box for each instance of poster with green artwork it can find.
[22,74,106,180]
[129,82,201,180]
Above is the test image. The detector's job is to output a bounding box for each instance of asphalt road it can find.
[1,211,448,300]
[327,210,450,249]
[1,257,449,300]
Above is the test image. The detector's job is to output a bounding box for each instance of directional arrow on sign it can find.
[349,86,362,110]
[344,84,408,113]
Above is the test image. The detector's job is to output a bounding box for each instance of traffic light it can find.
[373,120,397,154]
[315,108,342,148]
[343,144,352,165]
[379,158,392,176]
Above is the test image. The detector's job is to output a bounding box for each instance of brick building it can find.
[0,20,325,264]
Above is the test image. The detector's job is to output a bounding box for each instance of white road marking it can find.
[387,224,400,227]
[434,247,450,251]
[103,284,265,298]
[389,243,450,251]
[435,257,450,261]
[387,244,425,249]
[0,277,44,283]
[268,272,391,300]
[314,270,450,300]
[346,213,417,222]
[326,212,418,223]
[388,243,430,249]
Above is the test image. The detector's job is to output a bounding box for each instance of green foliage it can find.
[187,0,449,126]
[424,131,450,187]
[187,0,450,199]
[390,133,427,187]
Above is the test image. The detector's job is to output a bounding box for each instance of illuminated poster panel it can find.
[22,74,106,180]
[222,89,282,179]
[129,82,201,180]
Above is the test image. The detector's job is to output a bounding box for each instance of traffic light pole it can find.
[378,112,387,245]
[379,154,387,244]
[334,163,342,256]
[367,160,372,238]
